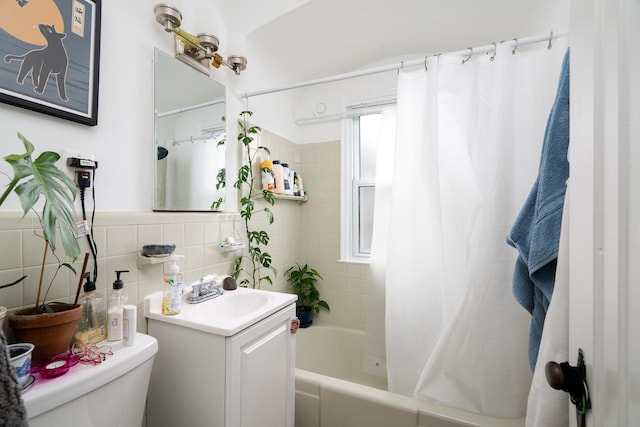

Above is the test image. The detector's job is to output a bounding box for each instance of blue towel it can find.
[506,49,570,371]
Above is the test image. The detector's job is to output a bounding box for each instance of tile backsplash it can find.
[0,139,371,339]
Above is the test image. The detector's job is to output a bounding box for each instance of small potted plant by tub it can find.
[285,263,329,328]
[0,133,82,361]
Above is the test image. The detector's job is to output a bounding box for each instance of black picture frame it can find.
[0,0,101,126]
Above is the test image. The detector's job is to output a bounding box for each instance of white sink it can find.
[144,287,297,336]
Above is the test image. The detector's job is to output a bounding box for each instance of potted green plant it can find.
[285,263,329,327]
[0,132,82,361]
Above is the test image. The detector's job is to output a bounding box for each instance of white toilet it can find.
[21,333,158,427]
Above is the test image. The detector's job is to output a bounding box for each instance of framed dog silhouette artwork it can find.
[0,0,101,126]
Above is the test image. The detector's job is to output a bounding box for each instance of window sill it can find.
[337,257,370,265]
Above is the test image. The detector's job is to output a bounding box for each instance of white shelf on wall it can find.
[218,241,246,252]
[271,194,308,202]
[137,253,181,268]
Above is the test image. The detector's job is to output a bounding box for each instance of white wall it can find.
[0,0,569,210]
[0,0,240,212]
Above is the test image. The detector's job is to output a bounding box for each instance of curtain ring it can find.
[547,31,554,50]
[424,56,428,72]
[462,47,473,64]
[397,60,404,75]
[490,43,497,61]
[512,38,518,55]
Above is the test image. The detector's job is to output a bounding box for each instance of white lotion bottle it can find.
[107,270,128,341]
[123,304,137,346]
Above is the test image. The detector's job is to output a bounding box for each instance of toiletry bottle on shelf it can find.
[107,270,128,341]
[74,272,106,345]
[281,163,293,195]
[293,172,301,196]
[289,169,296,195]
[272,160,285,194]
[296,173,306,197]
[162,259,183,315]
[261,158,275,192]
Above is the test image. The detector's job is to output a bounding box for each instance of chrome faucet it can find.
[187,275,224,303]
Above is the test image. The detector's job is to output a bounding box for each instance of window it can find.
[341,106,395,262]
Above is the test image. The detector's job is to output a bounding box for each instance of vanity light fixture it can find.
[153,3,247,76]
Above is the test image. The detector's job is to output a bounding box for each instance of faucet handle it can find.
[190,283,202,297]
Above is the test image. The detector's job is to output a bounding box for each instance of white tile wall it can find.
[0,137,373,338]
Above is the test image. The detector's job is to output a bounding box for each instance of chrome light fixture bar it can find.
[154,3,247,76]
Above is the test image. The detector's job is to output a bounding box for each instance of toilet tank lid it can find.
[22,333,158,419]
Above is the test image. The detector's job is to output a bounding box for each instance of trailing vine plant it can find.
[214,111,276,288]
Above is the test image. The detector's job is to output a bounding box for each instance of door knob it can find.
[545,348,591,425]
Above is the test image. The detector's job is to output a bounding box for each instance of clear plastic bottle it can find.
[74,273,106,345]
[107,270,128,341]
[162,259,183,315]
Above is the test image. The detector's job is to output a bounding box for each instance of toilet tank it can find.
[22,333,158,427]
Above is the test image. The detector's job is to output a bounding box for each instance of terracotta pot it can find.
[8,303,82,362]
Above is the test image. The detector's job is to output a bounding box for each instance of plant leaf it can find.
[3,133,79,261]
[215,168,226,190]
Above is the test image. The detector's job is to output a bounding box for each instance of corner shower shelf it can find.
[271,194,308,202]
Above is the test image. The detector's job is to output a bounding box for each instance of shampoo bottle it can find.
[74,272,106,345]
[107,270,128,341]
[260,158,275,192]
[162,259,183,315]
[281,163,292,195]
[272,160,285,194]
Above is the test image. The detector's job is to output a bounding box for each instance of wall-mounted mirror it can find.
[154,48,226,211]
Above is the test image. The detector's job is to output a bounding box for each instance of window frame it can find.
[340,98,395,263]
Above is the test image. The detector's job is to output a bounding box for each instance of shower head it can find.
[158,146,169,160]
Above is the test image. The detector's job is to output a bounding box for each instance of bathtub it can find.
[295,326,525,427]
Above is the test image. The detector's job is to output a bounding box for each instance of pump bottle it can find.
[107,270,128,341]
[75,272,106,345]
[162,259,183,315]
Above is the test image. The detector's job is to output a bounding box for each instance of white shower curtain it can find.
[370,39,569,418]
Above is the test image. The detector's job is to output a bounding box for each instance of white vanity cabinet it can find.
[226,305,296,426]
[144,288,297,427]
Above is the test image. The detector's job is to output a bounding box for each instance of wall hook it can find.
[462,47,473,64]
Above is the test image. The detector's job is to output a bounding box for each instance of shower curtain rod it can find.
[157,97,225,118]
[242,28,569,99]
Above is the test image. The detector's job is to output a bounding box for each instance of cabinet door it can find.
[226,304,296,427]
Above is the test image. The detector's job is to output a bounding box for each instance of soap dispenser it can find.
[107,270,128,341]
[162,259,183,315]
[75,272,106,345]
